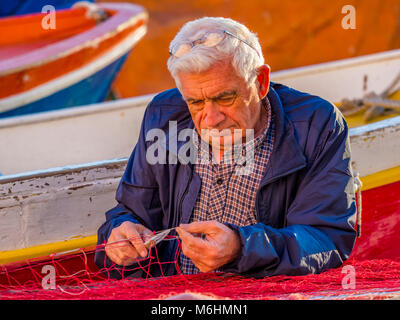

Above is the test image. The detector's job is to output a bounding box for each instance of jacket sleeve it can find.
[94,103,163,274]
[221,110,357,277]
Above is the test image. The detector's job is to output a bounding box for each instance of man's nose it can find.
[203,101,225,128]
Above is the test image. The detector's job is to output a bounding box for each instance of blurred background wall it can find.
[97,0,400,98]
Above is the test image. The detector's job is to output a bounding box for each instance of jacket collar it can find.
[260,84,307,185]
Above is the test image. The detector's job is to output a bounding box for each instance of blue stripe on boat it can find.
[0,0,94,17]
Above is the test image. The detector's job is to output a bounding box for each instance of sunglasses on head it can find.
[169,30,260,58]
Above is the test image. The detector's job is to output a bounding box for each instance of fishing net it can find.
[2,237,400,300]
[1,181,399,300]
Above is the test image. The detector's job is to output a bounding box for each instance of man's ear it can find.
[256,64,271,99]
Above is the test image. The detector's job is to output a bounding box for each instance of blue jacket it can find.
[95,82,357,279]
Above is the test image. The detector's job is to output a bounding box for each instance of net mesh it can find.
[2,236,400,300]
[1,180,399,300]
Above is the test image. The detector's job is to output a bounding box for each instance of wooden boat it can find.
[0,49,399,272]
[0,2,148,118]
[1,49,399,176]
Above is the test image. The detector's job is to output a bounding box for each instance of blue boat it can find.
[0,0,94,17]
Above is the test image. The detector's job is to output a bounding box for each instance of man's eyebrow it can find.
[183,90,237,103]
[184,96,203,103]
[184,90,237,102]
[213,90,237,99]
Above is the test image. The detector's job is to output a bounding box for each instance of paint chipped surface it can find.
[350,116,400,176]
[0,162,126,251]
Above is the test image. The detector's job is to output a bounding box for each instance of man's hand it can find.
[176,221,241,273]
[105,221,153,266]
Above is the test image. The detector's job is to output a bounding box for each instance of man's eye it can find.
[216,95,236,105]
[188,100,204,107]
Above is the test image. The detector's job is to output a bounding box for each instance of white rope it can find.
[354,172,363,237]
[339,71,400,121]
[72,1,108,22]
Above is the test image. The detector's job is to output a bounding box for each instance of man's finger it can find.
[181,242,214,273]
[122,223,148,258]
[106,239,139,264]
[136,224,154,238]
[180,221,220,234]
[118,242,140,260]
[106,244,132,266]
[181,240,203,262]
[176,227,207,252]
[105,246,119,264]
[192,260,211,273]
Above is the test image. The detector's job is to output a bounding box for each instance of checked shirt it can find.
[179,98,275,274]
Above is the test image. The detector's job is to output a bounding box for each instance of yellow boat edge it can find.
[0,166,399,266]
[0,235,98,265]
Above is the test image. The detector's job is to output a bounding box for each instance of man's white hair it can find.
[167,17,265,90]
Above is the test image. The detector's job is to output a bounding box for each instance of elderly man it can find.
[95,17,357,278]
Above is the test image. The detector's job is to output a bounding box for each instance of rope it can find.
[339,71,400,121]
[72,1,108,23]
[382,71,400,97]
[354,172,363,238]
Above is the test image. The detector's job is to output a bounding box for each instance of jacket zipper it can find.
[168,165,194,276]
[255,163,307,226]
[178,165,194,225]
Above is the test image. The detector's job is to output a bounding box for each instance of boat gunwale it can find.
[271,48,400,81]
[0,3,148,76]
[0,24,148,112]
[0,93,154,129]
[0,158,128,184]
[348,115,400,136]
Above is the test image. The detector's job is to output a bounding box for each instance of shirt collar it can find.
[192,97,272,164]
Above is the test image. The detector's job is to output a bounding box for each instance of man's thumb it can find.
[180,221,217,234]
[136,224,154,237]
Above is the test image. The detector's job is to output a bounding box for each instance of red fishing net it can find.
[1,236,400,300]
[1,181,399,300]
